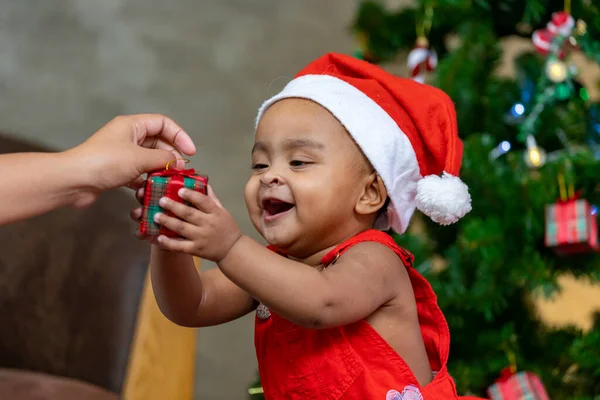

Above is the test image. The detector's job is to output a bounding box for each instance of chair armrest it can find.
[122,258,200,400]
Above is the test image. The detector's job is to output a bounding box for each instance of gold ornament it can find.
[576,19,587,36]
[415,36,429,48]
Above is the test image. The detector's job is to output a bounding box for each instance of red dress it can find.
[255,229,486,399]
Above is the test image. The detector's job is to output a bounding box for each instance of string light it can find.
[525,135,546,168]
[546,59,568,83]
[580,87,590,101]
[490,140,512,160]
[511,103,525,117]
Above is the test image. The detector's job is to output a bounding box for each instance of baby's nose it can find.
[261,170,285,186]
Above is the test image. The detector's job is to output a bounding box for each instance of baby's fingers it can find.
[135,230,160,245]
[159,197,201,223]
[154,212,198,239]
[130,207,143,222]
[156,236,196,254]
[136,187,145,205]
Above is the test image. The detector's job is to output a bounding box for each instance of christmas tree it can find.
[248,0,600,398]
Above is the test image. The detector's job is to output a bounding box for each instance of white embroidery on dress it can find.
[386,385,423,400]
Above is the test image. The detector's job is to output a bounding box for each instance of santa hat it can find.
[255,53,471,234]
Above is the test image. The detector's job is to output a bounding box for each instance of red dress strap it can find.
[321,229,435,302]
[321,229,415,267]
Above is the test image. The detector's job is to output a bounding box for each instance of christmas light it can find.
[489,140,512,160]
[580,87,590,101]
[591,205,598,216]
[525,135,546,168]
[511,103,525,117]
[546,60,568,83]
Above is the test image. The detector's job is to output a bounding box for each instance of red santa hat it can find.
[255,53,471,234]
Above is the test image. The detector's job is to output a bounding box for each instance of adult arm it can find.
[0,114,195,225]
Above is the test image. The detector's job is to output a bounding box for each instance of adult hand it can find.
[0,114,196,225]
[71,114,196,194]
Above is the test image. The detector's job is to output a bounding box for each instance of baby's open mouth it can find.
[262,198,295,217]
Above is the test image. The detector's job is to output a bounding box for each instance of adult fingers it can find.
[128,114,196,156]
[126,176,146,191]
[134,148,178,176]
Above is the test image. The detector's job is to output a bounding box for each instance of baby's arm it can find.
[217,238,404,329]
[150,246,255,327]
[150,187,403,329]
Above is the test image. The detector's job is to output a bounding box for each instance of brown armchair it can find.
[0,134,197,399]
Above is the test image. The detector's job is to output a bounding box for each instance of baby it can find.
[131,53,473,399]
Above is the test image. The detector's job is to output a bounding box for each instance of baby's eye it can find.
[251,163,268,171]
[290,160,310,167]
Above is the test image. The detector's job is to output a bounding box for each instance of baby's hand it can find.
[151,186,242,262]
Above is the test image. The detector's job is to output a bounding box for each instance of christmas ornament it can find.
[545,197,599,255]
[407,36,437,83]
[140,159,208,238]
[408,4,436,83]
[532,11,575,57]
[487,367,550,400]
[354,31,377,63]
[544,173,599,255]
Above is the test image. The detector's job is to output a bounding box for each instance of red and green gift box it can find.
[544,197,598,255]
[140,167,208,238]
[487,369,549,400]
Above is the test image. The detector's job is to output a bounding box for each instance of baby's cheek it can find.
[244,180,258,209]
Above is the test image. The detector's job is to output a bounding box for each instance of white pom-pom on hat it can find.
[416,172,472,225]
[255,53,472,233]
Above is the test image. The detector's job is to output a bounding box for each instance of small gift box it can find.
[487,369,549,400]
[140,163,208,238]
[544,197,598,256]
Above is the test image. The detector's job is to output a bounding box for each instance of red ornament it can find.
[545,196,599,255]
[532,11,575,58]
[487,368,549,400]
[407,37,437,83]
[140,165,208,238]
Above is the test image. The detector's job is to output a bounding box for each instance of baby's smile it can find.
[261,196,295,223]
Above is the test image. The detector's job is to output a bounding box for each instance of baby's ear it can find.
[355,173,387,216]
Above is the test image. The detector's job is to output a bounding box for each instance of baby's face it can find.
[245,98,371,257]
